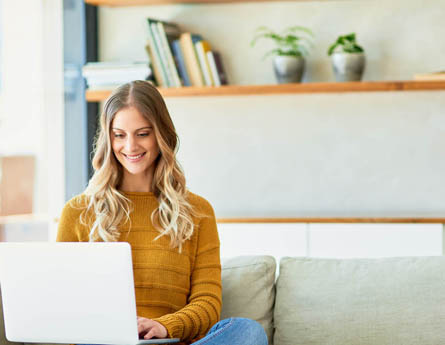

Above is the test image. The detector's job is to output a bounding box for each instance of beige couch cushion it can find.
[221,256,276,344]
[274,256,445,345]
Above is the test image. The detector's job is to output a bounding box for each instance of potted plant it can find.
[327,33,365,82]
[251,26,313,84]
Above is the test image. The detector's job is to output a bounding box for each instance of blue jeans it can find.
[192,317,268,345]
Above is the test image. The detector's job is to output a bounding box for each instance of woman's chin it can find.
[122,165,146,176]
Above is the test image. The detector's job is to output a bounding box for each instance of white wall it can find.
[0,0,64,240]
[170,92,445,217]
[99,0,445,84]
[0,0,46,213]
[98,0,445,218]
[42,0,65,240]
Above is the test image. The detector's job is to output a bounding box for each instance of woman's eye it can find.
[113,133,124,138]
[138,132,150,137]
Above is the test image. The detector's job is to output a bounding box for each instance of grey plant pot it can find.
[273,55,305,84]
[331,52,365,82]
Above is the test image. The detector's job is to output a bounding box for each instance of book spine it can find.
[146,20,168,87]
[195,41,211,86]
[172,40,191,87]
[150,21,173,87]
[206,51,221,87]
[145,42,164,87]
[212,51,229,85]
[179,33,204,87]
[157,22,182,87]
[191,34,206,86]
[195,40,214,86]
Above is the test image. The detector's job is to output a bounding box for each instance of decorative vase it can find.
[331,52,365,82]
[273,56,305,84]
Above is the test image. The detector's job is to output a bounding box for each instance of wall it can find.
[0,0,64,240]
[98,0,445,218]
[0,0,46,213]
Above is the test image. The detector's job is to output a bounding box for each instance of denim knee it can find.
[230,317,268,345]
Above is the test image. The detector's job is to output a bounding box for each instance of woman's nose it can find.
[125,136,137,151]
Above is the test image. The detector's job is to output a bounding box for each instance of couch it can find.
[220,255,445,345]
[2,255,445,345]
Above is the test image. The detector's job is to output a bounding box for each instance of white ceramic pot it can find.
[331,52,365,82]
[273,56,305,84]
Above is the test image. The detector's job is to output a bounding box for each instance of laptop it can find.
[0,242,180,344]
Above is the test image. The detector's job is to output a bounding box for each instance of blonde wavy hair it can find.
[82,80,195,251]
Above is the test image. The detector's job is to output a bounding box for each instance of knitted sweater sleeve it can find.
[153,200,222,341]
[56,195,88,242]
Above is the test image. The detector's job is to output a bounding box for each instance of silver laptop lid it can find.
[0,242,141,345]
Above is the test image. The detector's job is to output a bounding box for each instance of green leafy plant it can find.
[251,26,314,60]
[327,33,364,56]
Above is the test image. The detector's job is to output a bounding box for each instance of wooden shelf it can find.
[85,0,303,6]
[86,81,445,102]
[216,217,445,224]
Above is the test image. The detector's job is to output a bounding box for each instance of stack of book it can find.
[413,71,445,81]
[145,18,228,88]
[82,62,152,90]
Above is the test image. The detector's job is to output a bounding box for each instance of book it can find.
[147,18,183,88]
[206,51,221,87]
[146,20,168,87]
[171,39,191,87]
[179,33,204,87]
[145,43,163,87]
[150,21,174,87]
[82,61,150,72]
[157,21,182,87]
[414,71,445,81]
[195,40,214,86]
[82,62,152,89]
[212,51,229,85]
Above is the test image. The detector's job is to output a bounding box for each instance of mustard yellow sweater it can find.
[56,191,222,344]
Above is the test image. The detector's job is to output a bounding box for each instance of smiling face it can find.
[111,106,160,180]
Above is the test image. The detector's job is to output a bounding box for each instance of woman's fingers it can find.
[137,317,147,334]
[137,316,168,339]
[143,328,157,340]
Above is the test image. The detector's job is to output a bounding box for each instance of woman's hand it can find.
[137,316,168,339]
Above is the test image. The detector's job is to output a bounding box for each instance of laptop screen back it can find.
[0,242,140,345]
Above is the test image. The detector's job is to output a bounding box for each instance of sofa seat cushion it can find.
[274,256,445,345]
[221,256,276,344]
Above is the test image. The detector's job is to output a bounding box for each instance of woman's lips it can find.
[123,152,146,163]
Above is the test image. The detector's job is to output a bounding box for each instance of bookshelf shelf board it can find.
[85,81,445,102]
[85,0,302,6]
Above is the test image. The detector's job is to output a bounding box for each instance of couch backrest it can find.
[274,256,445,345]
[221,256,276,345]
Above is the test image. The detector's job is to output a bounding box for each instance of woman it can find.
[57,80,268,345]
